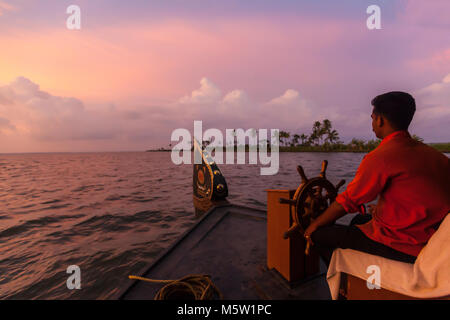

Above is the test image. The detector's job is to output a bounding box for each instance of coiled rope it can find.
[128,274,223,300]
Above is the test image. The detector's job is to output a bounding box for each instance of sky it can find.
[0,0,449,152]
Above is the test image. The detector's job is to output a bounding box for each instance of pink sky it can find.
[0,0,449,152]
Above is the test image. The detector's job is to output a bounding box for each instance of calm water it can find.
[0,151,429,299]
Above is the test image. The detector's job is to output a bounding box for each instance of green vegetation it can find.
[428,143,450,153]
[277,119,449,153]
[147,119,449,153]
[278,119,382,152]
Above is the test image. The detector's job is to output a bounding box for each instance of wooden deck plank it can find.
[118,205,330,300]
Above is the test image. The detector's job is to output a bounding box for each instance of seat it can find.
[327,214,450,300]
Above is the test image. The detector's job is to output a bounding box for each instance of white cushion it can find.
[326,214,450,299]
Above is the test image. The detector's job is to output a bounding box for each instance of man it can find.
[304,91,450,266]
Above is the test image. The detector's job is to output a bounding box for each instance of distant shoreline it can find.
[146,142,450,153]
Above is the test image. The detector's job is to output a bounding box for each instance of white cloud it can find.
[410,74,450,141]
[8,76,443,150]
[258,89,315,129]
[175,78,255,128]
[175,81,318,130]
[0,77,205,151]
[416,73,450,109]
[178,77,221,104]
[267,89,302,106]
[222,89,248,106]
[0,77,119,141]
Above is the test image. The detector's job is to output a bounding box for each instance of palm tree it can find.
[412,134,424,142]
[278,131,284,145]
[320,119,332,145]
[322,119,332,131]
[300,134,308,146]
[249,128,257,151]
[350,138,365,151]
[326,129,340,144]
[366,139,381,151]
[292,134,300,147]
[279,131,290,146]
[311,121,322,145]
[228,129,237,149]
[308,133,317,146]
[271,131,280,148]
[285,131,291,146]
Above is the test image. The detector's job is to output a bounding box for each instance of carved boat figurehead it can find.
[193,138,228,215]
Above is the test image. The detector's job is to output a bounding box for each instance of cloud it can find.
[222,90,248,107]
[407,48,450,74]
[0,76,217,151]
[411,74,450,141]
[179,77,221,104]
[259,89,316,129]
[0,1,15,16]
[416,74,450,109]
[175,79,315,129]
[1,74,448,152]
[0,77,119,141]
[444,74,450,83]
[4,77,84,114]
[267,89,303,106]
[0,76,358,150]
[179,78,249,108]
[174,78,258,128]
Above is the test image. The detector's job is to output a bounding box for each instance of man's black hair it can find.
[371,91,416,130]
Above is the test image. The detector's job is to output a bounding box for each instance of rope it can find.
[128,274,223,300]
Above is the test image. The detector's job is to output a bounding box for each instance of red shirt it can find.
[336,131,450,257]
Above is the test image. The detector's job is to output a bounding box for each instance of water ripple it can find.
[1,151,435,299]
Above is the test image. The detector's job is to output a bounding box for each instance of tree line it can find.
[278,119,424,152]
[279,119,340,147]
[149,119,432,153]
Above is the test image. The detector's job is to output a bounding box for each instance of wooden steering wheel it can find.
[279,160,345,254]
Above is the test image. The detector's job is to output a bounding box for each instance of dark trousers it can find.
[311,214,417,267]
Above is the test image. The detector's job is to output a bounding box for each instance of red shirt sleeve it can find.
[336,153,388,213]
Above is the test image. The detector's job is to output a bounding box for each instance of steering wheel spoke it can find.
[283,161,341,255]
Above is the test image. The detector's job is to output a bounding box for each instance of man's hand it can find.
[304,221,318,246]
[302,201,348,246]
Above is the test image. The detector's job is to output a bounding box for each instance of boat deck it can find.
[117,204,331,300]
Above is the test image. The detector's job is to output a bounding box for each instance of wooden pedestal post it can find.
[266,189,320,284]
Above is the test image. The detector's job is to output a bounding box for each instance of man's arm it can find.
[304,152,387,244]
[304,201,347,243]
